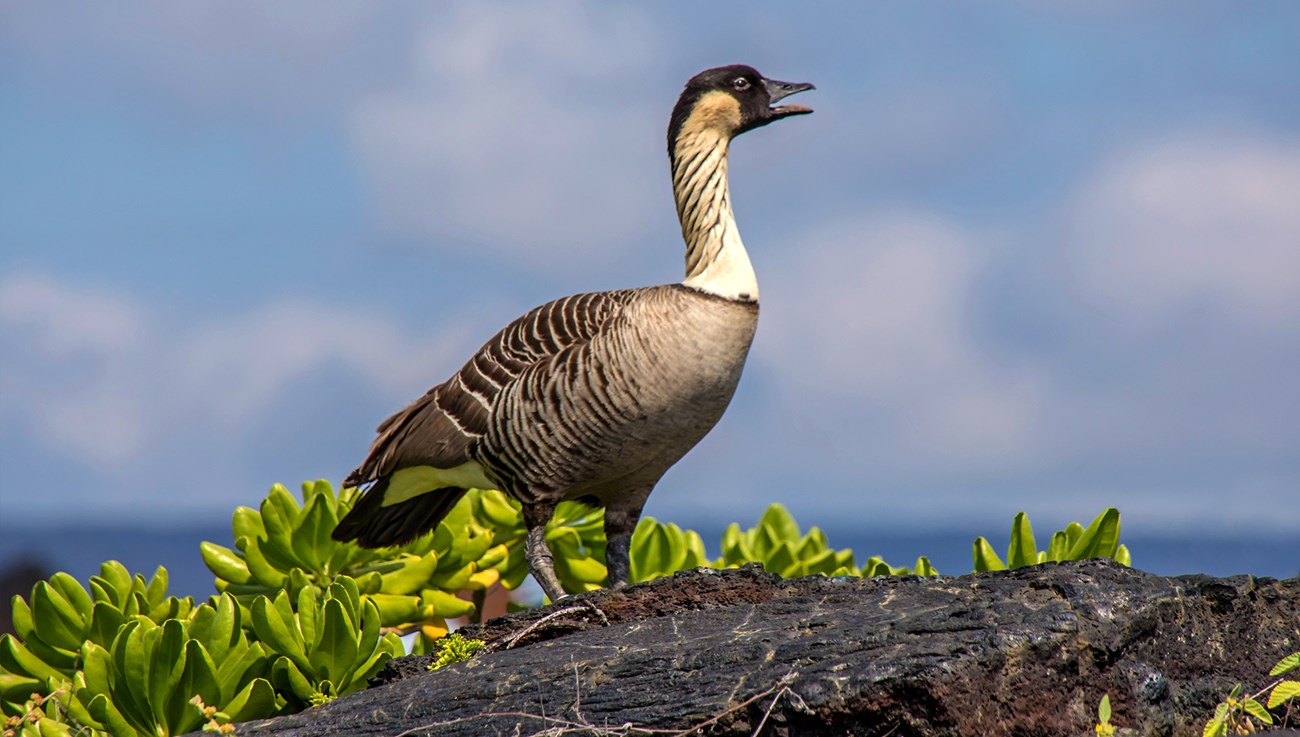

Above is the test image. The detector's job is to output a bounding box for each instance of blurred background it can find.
[2,1,1298,603]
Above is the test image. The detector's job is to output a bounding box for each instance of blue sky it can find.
[2,1,1298,541]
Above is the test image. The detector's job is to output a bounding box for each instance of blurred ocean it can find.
[2,524,1295,607]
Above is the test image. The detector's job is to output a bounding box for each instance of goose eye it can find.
[732,77,751,91]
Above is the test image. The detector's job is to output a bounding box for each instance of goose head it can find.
[668,64,814,153]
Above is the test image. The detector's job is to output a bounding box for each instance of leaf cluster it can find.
[2,562,399,735]
[202,481,501,648]
[2,477,1135,736]
[972,509,1129,572]
[1203,652,1300,735]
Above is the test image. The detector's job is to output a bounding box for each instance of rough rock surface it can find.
[234,560,1300,736]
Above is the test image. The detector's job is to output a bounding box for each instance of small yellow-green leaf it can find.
[31,582,85,652]
[1271,652,1300,676]
[420,591,475,620]
[1006,512,1037,569]
[223,676,278,722]
[48,573,93,620]
[242,537,289,588]
[1268,681,1300,709]
[201,542,252,585]
[313,598,359,682]
[1065,508,1120,561]
[1115,544,1132,567]
[757,504,800,544]
[0,634,65,683]
[1241,697,1273,724]
[251,595,306,662]
[87,692,142,737]
[379,552,440,596]
[972,537,1006,572]
[232,506,265,542]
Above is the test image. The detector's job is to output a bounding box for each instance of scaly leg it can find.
[522,502,567,602]
[604,486,653,588]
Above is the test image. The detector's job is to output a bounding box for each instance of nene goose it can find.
[333,65,814,602]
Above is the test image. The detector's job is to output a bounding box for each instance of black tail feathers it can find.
[332,477,468,549]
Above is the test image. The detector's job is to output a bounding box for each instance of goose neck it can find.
[670,130,758,302]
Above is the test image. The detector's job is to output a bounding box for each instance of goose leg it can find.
[604,487,653,588]
[522,502,567,602]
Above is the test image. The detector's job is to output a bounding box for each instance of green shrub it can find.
[1,477,1134,736]
[1203,651,1300,735]
[201,481,501,648]
[972,508,1129,572]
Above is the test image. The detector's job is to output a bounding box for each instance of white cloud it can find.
[761,213,1046,468]
[348,0,665,268]
[0,273,481,470]
[2,1,388,119]
[1065,132,1300,328]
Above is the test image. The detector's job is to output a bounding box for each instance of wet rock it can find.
[232,560,1300,737]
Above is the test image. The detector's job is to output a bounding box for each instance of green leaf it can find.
[313,599,358,683]
[1065,508,1121,561]
[47,573,93,621]
[753,524,781,559]
[379,552,440,596]
[97,562,133,605]
[1098,693,1111,723]
[290,492,335,572]
[0,672,42,702]
[190,594,239,664]
[9,595,34,641]
[1062,522,1085,550]
[478,491,521,528]
[913,557,937,577]
[149,620,186,727]
[1268,681,1300,709]
[240,536,289,588]
[201,542,253,585]
[765,541,798,578]
[1006,512,1037,569]
[1271,652,1300,676]
[113,619,154,728]
[145,566,169,607]
[232,506,266,542]
[169,640,220,733]
[259,486,303,569]
[271,656,317,704]
[251,595,306,664]
[633,521,672,581]
[972,537,1006,572]
[366,594,422,627]
[88,601,125,649]
[1115,544,1132,567]
[758,504,800,544]
[30,582,85,652]
[0,635,67,685]
[1241,697,1273,724]
[421,590,476,619]
[87,692,141,737]
[1046,530,1070,562]
[79,641,114,696]
[222,677,278,722]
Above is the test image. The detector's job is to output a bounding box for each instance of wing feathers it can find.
[343,290,637,491]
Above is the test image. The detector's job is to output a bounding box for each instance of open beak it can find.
[763,78,815,118]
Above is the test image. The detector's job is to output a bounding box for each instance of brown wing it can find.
[342,289,638,488]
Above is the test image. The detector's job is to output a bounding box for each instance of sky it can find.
[2,1,1299,544]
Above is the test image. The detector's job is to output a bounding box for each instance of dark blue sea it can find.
[1,523,1295,609]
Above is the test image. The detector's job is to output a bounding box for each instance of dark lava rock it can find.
[232,560,1300,737]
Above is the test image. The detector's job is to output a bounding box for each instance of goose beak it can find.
[763,78,815,118]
